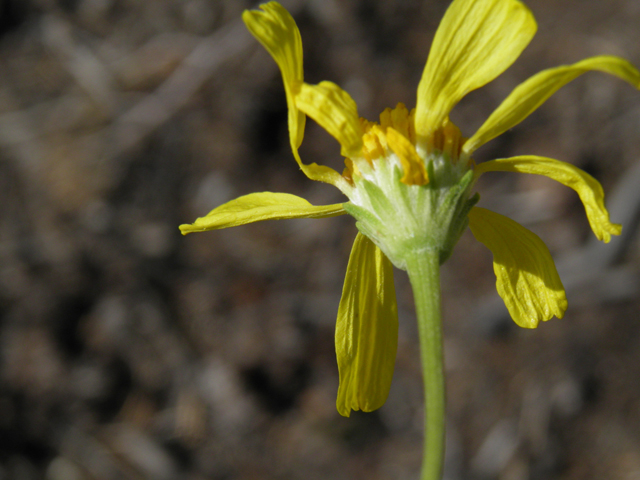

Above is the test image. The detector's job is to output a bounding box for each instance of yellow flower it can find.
[180,0,640,417]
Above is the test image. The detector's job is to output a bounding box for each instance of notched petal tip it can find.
[600,222,622,244]
[179,224,195,235]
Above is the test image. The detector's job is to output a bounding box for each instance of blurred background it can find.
[1,0,640,479]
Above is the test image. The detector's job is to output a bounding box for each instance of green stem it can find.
[405,248,445,480]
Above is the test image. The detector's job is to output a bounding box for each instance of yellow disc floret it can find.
[342,103,471,189]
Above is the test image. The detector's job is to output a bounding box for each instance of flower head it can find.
[181,0,640,417]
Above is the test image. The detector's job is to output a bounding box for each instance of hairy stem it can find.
[405,248,445,480]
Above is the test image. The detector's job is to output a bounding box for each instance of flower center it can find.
[340,103,477,269]
[342,103,471,188]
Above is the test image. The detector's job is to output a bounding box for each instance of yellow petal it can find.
[243,3,342,186]
[475,156,622,243]
[386,127,429,185]
[465,55,640,153]
[335,233,398,417]
[415,0,536,139]
[243,3,304,147]
[468,207,567,328]
[179,192,345,234]
[295,81,363,159]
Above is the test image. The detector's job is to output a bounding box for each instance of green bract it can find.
[343,157,479,270]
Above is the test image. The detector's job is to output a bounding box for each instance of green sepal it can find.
[439,192,479,264]
[343,202,384,235]
[435,170,477,263]
[356,177,397,220]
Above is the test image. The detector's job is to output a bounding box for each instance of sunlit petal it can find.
[475,156,622,243]
[296,81,364,159]
[179,192,345,234]
[468,207,567,328]
[465,55,640,152]
[415,0,536,139]
[243,3,304,147]
[336,233,398,417]
[243,3,342,185]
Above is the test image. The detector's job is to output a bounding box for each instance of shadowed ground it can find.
[1,0,639,479]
